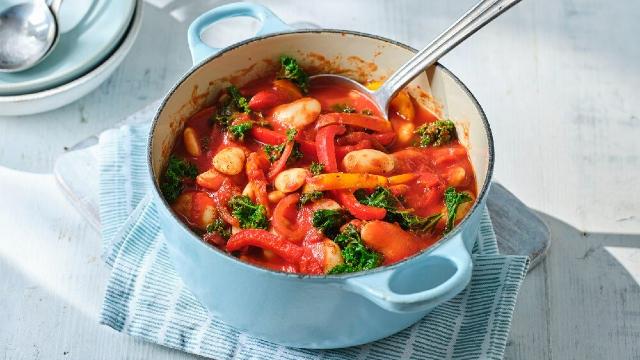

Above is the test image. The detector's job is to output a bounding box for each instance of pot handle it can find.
[187,2,292,65]
[344,233,472,313]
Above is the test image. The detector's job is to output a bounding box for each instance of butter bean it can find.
[342,149,395,175]
[212,147,245,175]
[274,168,310,193]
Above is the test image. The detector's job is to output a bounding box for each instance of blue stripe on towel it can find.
[99,124,151,265]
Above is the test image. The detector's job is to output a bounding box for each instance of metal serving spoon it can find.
[0,0,63,73]
[311,0,522,117]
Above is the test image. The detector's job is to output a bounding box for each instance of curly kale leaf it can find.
[443,187,473,233]
[263,128,303,165]
[414,120,457,147]
[356,186,442,233]
[263,143,285,162]
[213,85,251,128]
[309,161,325,176]
[206,219,231,240]
[229,195,269,230]
[311,209,350,238]
[278,55,309,94]
[387,211,443,234]
[160,156,198,203]
[299,191,324,206]
[329,224,382,274]
[287,143,304,165]
[226,85,251,113]
[228,122,253,141]
[355,186,401,211]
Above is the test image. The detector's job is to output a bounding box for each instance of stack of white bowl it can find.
[0,0,143,116]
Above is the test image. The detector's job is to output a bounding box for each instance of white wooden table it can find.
[1,0,639,359]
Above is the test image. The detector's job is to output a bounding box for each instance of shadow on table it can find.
[505,211,640,360]
[0,255,206,359]
[1,205,638,358]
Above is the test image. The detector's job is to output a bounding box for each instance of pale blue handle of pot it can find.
[345,233,473,313]
[187,2,292,65]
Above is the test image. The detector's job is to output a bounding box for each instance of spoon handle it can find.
[374,0,522,109]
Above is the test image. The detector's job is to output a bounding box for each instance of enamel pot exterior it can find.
[148,3,494,349]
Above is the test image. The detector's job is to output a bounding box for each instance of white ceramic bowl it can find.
[0,0,142,116]
[0,0,136,95]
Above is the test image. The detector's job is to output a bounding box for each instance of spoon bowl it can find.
[309,74,386,114]
[0,1,62,73]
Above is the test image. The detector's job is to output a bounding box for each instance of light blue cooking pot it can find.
[148,2,494,349]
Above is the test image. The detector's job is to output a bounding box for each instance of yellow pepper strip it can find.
[305,173,389,192]
[388,173,419,185]
[390,90,415,122]
[365,81,383,91]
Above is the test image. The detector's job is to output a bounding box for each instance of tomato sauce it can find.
[162,56,476,275]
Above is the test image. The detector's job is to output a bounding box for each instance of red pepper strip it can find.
[335,139,373,159]
[315,125,346,172]
[247,79,302,111]
[248,88,290,112]
[336,132,395,146]
[215,179,240,227]
[226,230,305,264]
[372,132,396,145]
[250,127,316,157]
[316,113,393,133]
[334,190,387,220]
[272,193,307,243]
[267,141,294,181]
[251,127,283,143]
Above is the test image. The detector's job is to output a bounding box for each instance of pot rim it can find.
[147,29,495,280]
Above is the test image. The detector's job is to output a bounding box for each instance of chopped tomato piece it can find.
[334,190,386,221]
[227,230,304,264]
[361,221,422,264]
[315,124,345,172]
[316,113,392,133]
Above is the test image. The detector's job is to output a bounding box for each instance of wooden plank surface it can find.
[0,0,639,359]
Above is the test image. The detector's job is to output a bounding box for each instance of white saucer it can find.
[0,0,135,96]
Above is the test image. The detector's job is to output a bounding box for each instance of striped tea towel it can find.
[99,123,530,359]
